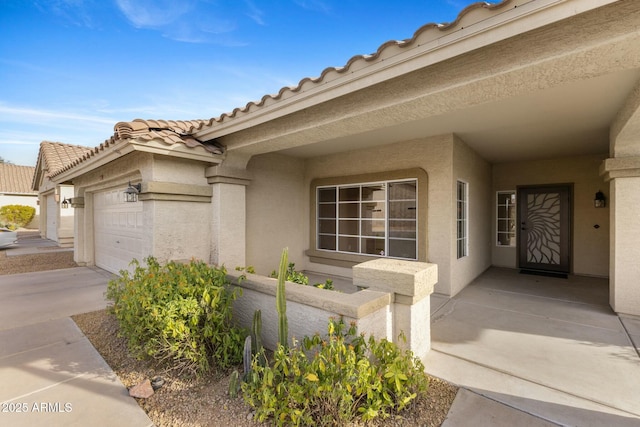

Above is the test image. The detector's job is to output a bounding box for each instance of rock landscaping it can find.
[5,232,458,426]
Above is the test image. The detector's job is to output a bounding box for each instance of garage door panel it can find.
[94,188,143,274]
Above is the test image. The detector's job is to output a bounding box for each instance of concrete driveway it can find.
[0,267,153,426]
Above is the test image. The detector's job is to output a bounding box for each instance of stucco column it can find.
[601,157,640,316]
[70,195,89,266]
[206,164,251,269]
[353,259,438,359]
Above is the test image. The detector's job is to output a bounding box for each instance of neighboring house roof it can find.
[32,141,93,190]
[0,163,37,195]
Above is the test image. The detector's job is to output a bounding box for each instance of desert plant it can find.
[0,204,35,229]
[106,257,246,376]
[228,370,240,398]
[276,248,289,349]
[242,318,430,426]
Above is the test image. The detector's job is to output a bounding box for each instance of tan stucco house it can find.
[0,163,39,227]
[49,0,640,316]
[32,141,92,247]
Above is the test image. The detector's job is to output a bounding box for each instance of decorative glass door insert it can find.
[517,185,571,273]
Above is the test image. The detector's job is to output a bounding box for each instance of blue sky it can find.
[1,0,477,166]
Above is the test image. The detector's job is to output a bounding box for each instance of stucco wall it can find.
[302,134,458,295]
[492,154,609,277]
[147,199,211,263]
[72,152,213,269]
[0,194,39,229]
[451,135,492,295]
[229,272,391,351]
[245,153,307,275]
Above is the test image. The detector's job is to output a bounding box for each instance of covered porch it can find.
[428,267,640,425]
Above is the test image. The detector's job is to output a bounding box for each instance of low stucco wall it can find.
[228,271,391,351]
[229,258,437,359]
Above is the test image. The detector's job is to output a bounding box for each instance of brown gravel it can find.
[0,234,77,275]
[6,231,458,426]
[73,309,458,427]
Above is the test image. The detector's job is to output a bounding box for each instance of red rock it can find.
[129,379,154,399]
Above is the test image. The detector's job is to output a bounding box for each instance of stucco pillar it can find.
[353,259,438,359]
[601,157,640,316]
[206,164,251,269]
[70,195,88,266]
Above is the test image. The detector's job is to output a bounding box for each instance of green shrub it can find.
[270,262,335,291]
[106,257,246,376]
[0,204,35,229]
[242,318,429,426]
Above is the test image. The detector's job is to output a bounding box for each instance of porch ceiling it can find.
[278,69,640,164]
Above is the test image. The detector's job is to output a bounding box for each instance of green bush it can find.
[270,262,335,291]
[0,204,35,229]
[106,257,246,376]
[242,318,429,426]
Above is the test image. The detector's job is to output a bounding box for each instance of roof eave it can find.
[194,0,621,142]
[52,139,224,183]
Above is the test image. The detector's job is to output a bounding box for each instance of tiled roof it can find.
[0,163,37,194]
[38,141,93,177]
[50,119,223,177]
[51,0,512,177]
[198,0,513,125]
[114,119,221,153]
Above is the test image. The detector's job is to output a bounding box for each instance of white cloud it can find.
[34,0,99,28]
[0,104,115,126]
[244,0,265,26]
[293,0,331,14]
[114,0,195,28]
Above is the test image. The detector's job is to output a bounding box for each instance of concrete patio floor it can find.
[427,267,640,426]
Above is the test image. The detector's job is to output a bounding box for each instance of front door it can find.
[517,184,571,274]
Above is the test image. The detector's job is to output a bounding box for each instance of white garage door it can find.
[94,188,143,274]
[46,195,57,241]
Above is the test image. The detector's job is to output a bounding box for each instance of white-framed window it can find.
[456,180,468,259]
[497,191,516,247]
[317,179,417,260]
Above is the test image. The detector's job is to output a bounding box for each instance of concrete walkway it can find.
[0,246,152,426]
[428,268,640,426]
[3,234,640,426]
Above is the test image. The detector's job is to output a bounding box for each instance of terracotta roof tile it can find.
[0,163,37,194]
[38,141,93,177]
[196,0,514,126]
[51,119,222,177]
[51,0,512,177]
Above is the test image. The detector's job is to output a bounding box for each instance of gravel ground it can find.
[74,309,458,427]
[0,232,77,275]
[5,231,458,426]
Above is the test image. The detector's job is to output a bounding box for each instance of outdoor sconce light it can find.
[61,198,69,209]
[124,182,142,203]
[594,190,606,208]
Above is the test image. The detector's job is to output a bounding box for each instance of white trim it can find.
[457,180,469,259]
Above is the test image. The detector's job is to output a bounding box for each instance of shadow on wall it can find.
[25,214,39,229]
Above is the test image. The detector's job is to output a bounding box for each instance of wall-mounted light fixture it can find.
[594,190,606,208]
[61,198,69,209]
[124,182,142,203]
